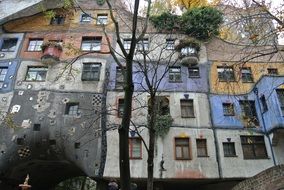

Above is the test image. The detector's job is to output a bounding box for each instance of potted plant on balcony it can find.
[175,38,201,66]
[41,41,63,64]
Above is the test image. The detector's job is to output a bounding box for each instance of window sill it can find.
[130,157,142,160]
[181,116,196,118]
[0,50,16,52]
[243,157,269,160]
[224,155,238,157]
[224,114,235,116]
[175,158,192,161]
[24,80,46,82]
[25,50,41,52]
[169,81,183,83]
[218,80,236,82]
[188,76,200,78]
[242,81,254,83]
[197,155,209,158]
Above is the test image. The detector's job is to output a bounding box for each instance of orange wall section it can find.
[20,32,113,61]
[210,61,284,94]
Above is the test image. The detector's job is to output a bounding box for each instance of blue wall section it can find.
[210,75,284,132]
[0,60,19,93]
[108,62,209,93]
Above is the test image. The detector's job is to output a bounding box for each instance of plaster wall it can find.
[210,62,284,94]
[0,33,24,60]
[115,34,208,65]
[104,128,219,179]
[107,91,211,128]
[108,62,209,93]
[216,129,274,178]
[15,57,107,93]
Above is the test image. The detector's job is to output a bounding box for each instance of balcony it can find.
[175,38,200,67]
[41,42,62,64]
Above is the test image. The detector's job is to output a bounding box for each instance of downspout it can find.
[206,61,223,178]
[253,87,277,166]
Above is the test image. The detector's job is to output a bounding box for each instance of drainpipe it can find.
[253,87,277,166]
[206,62,223,178]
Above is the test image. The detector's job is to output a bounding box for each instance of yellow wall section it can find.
[4,9,114,32]
[210,61,284,94]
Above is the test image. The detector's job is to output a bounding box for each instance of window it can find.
[25,67,48,81]
[276,89,284,115]
[65,103,79,116]
[241,67,253,82]
[217,66,235,81]
[123,38,131,50]
[1,38,18,52]
[239,100,259,127]
[27,39,43,51]
[82,63,101,81]
[137,39,149,51]
[148,96,170,116]
[81,37,102,51]
[267,68,278,75]
[97,14,108,25]
[260,95,268,112]
[81,13,91,22]
[175,138,190,160]
[166,39,175,50]
[196,139,208,157]
[169,67,181,82]
[50,15,65,25]
[116,67,124,89]
[241,136,268,159]
[223,142,236,157]
[188,67,199,78]
[180,99,194,118]
[222,103,234,116]
[118,98,124,117]
[181,47,197,56]
[129,138,142,159]
[0,67,8,81]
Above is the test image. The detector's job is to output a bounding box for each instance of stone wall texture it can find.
[232,165,284,190]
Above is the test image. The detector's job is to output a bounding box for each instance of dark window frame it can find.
[25,66,48,81]
[217,66,235,82]
[129,137,142,159]
[27,39,43,52]
[239,100,259,127]
[196,139,208,157]
[115,67,124,89]
[0,67,8,82]
[188,67,200,78]
[81,13,91,22]
[65,102,79,116]
[241,67,254,83]
[241,136,268,159]
[180,99,195,118]
[117,98,124,118]
[136,38,149,51]
[222,103,235,116]
[81,62,101,81]
[267,68,278,75]
[169,67,182,82]
[81,37,102,52]
[223,142,236,157]
[175,137,191,160]
[96,14,108,25]
[50,15,65,25]
[276,89,284,115]
[166,39,175,50]
[0,38,18,52]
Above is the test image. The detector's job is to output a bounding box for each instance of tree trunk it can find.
[147,96,156,190]
[119,57,134,190]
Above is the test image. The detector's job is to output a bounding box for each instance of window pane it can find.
[196,139,207,157]
[1,38,18,51]
[25,67,47,81]
[180,99,194,117]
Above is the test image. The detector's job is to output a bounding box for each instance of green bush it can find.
[150,12,180,32]
[181,7,223,40]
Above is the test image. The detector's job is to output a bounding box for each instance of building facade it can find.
[0,0,283,190]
